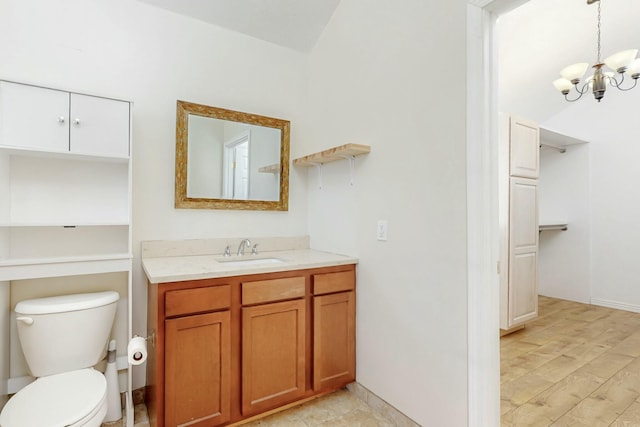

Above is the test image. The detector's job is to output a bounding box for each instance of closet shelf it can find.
[258,163,280,173]
[539,127,590,153]
[293,144,370,167]
[539,223,568,232]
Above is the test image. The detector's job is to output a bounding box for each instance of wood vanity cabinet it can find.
[146,264,356,427]
[163,286,232,427]
[241,276,306,415]
[312,271,356,391]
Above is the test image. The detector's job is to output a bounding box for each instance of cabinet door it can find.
[242,299,306,415]
[0,81,69,152]
[510,116,539,179]
[69,93,130,158]
[508,177,538,327]
[313,291,355,391]
[165,311,231,427]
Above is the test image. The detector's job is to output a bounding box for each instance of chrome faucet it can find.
[236,238,252,256]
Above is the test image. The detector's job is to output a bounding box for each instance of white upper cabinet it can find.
[0,81,129,158]
[0,81,69,152]
[509,116,539,179]
[69,93,130,158]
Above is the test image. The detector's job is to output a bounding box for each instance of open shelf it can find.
[539,127,589,153]
[293,144,370,167]
[258,163,280,173]
[0,253,132,281]
[539,223,568,232]
[0,145,129,163]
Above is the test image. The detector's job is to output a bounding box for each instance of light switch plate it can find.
[377,220,388,241]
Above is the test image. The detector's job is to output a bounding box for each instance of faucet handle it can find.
[223,245,231,257]
[251,243,259,255]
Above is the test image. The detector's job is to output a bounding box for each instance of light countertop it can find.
[142,248,358,284]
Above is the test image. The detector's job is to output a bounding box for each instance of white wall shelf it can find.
[0,145,129,162]
[0,254,132,281]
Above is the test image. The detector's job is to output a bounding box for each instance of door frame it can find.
[466,1,529,425]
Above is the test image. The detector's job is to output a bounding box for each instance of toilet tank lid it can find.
[15,291,119,315]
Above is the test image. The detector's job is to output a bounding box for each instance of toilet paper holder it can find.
[134,330,155,348]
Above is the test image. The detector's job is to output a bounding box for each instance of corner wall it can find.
[302,1,469,425]
[542,88,640,310]
[538,144,591,303]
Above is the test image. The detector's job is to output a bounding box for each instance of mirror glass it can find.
[175,101,289,210]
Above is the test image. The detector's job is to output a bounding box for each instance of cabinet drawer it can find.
[242,276,305,305]
[165,285,231,317]
[313,270,355,295]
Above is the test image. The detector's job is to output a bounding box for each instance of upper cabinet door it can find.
[0,81,69,152]
[510,116,540,179]
[69,93,130,158]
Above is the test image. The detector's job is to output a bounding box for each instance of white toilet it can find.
[0,291,119,427]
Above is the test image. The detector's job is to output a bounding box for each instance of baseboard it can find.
[590,298,640,313]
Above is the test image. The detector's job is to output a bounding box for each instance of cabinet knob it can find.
[58,116,66,123]
[73,118,81,125]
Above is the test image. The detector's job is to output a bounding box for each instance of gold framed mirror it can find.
[175,100,289,210]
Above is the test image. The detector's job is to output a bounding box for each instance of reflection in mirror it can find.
[175,101,289,210]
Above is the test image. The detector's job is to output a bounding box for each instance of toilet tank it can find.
[15,291,119,378]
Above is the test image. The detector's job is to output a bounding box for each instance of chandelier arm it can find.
[614,77,639,92]
[608,73,624,88]
[574,82,591,95]
[564,91,585,102]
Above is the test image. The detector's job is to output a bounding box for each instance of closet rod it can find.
[540,143,566,153]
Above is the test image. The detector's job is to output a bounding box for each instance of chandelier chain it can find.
[596,0,601,63]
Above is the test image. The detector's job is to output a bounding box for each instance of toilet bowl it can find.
[0,369,108,427]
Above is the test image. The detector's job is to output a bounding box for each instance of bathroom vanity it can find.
[142,238,357,427]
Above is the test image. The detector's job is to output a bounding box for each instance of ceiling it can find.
[136,0,341,52]
[136,0,640,122]
[498,0,640,123]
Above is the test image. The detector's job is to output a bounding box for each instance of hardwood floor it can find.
[501,296,640,426]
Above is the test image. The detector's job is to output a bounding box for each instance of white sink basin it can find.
[218,257,285,266]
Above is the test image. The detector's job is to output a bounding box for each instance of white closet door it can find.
[508,176,539,327]
[69,93,130,158]
[510,116,539,179]
[0,81,69,152]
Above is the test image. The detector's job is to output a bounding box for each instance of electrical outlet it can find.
[377,220,388,241]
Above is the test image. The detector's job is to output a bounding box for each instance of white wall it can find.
[0,0,308,390]
[543,88,640,310]
[538,143,591,303]
[302,1,469,425]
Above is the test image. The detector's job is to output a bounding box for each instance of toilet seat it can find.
[0,368,107,427]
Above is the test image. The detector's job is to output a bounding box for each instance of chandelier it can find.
[552,0,640,102]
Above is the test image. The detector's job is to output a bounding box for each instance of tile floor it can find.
[105,388,406,427]
[242,389,397,427]
[501,295,640,426]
